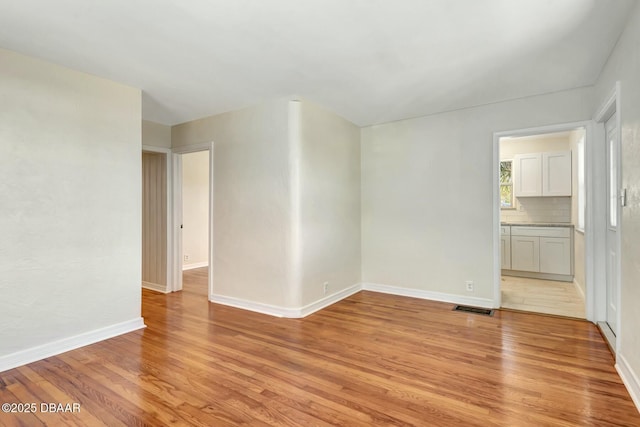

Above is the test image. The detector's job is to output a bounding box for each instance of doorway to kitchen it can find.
[496,125,587,319]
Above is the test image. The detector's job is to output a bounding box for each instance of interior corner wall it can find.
[0,48,143,360]
[298,100,361,306]
[181,151,209,269]
[361,86,593,301]
[171,99,294,308]
[593,0,640,400]
[142,120,171,148]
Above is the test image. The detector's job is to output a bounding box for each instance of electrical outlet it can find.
[323,282,329,295]
[465,281,474,292]
[184,254,190,262]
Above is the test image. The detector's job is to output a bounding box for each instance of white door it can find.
[605,113,620,335]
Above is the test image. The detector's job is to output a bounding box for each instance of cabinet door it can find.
[514,153,542,197]
[511,236,540,272]
[501,235,511,269]
[539,237,571,275]
[542,151,572,196]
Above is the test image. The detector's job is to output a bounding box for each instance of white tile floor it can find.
[501,275,586,319]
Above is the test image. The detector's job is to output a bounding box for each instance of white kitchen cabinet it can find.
[513,151,571,197]
[511,235,540,272]
[542,151,572,196]
[507,226,572,277]
[539,237,572,275]
[513,153,542,197]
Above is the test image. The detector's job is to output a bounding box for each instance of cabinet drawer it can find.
[511,226,570,238]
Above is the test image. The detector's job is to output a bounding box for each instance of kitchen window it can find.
[500,160,514,209]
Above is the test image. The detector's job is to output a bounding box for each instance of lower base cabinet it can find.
[511,236,540,272]
[506,226,573,277]
[539,237,571,275]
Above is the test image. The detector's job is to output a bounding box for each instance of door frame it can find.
[492,121,593,318]
[171,142,215,298]
[142,145,173,293]
[593,82,622,352]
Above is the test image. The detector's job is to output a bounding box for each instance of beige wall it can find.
[182,151,209,269]
[0,48,142,360]
[298,100,361,305]
[142,120,171,148]
[594,0,640,395]
[361,86,593,301]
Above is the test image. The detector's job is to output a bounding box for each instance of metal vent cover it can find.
[453,305,494,316]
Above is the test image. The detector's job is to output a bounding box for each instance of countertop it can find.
[500,222,574,228]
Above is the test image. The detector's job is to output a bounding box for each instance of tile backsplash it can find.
[501,197,571,224]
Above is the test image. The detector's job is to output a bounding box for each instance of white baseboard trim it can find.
[209,294,302,318]
[211,282,495,318]
[0,317,146,373]
[362,282,494,308]
[183,262,208,271]
[299,284,362,317]
[142,281,169,293]
[210,283,362,318]
[616,353,640,413]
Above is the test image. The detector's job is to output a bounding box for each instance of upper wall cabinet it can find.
[513,151,571,197]
[513,153,542,197]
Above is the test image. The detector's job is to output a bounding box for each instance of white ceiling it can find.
[0,0,635,126]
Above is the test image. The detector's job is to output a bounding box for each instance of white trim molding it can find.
[142,281,169,293]
[209,284,361,318]
[209,294,302,318]
[616,354,640,413]
[0,318,146,373]
[362,282,494,308]
[210,282,496,318]
[182,261,209,271]
[298,284,361,317]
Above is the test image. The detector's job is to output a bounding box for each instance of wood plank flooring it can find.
[1,268,639,426]
[501,275,586,319]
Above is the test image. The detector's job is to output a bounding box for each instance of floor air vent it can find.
[453,305,494,316]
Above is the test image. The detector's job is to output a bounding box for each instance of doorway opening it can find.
[495,125,588,319]
[172,143,214,300]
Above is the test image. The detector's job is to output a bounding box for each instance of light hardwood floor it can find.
[501,275,586,319]
[1,268,638,426]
